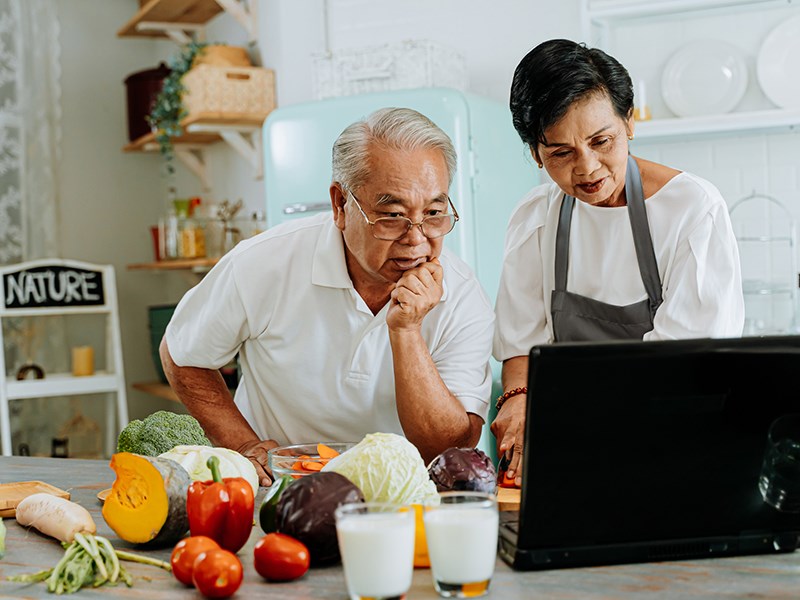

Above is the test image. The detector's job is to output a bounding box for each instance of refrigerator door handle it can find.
[283,203,331,215]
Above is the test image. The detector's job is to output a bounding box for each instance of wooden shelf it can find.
[128,258,219,271]
[123,113,266,189]
[118,0,223,39]
[123,113,265,153]
[132,381,180,403]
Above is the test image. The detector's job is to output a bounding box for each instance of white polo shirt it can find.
[166,212,494,446]
[494,172,744,361]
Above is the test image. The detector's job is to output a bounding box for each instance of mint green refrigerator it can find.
[262,88,539,460]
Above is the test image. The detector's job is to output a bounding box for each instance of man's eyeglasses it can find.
[346,189,459,241]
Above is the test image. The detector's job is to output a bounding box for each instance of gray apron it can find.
[551,155,663,342]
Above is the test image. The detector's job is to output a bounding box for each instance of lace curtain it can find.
[0,0,66,456]
[0,0,61,263]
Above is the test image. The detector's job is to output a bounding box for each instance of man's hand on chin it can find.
[387,257,444,331]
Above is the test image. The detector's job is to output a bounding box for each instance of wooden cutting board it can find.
[497,486,521,511]
[0,481,70,518]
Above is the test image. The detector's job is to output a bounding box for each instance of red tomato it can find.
[253,533,310,582]
[170,536,221,586]
[192,549,243,599]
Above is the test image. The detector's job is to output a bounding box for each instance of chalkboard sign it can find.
[3,265,106,309]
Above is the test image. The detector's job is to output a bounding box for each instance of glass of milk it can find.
[423,491,499,598]
[335,502,416,600]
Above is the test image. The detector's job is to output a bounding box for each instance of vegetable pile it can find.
[321,432,439,506]
[254,533,310,582]
[427,447,497,493]
[275,471,363,565]
[7,533,171,594]
[15,493,96,543]
[282,443,341,477]
[187,456,254,553]
[116,410,210,456]
[102,453,191,547]
[160,444,259,495]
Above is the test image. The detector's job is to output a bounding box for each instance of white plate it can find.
[661,41,748,118]
[757,15,800,109]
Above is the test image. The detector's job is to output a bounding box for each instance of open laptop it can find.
[498,335,800,570]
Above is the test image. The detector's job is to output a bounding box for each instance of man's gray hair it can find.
[332,107,457,191]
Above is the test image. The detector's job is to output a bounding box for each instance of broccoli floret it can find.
[116,410,211,455]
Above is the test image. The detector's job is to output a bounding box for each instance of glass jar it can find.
[179,217,206,259]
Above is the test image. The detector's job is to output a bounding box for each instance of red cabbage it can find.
[428,447,497,493]
[276,471,364,565]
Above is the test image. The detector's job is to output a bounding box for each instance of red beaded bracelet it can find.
[495,386,527,411]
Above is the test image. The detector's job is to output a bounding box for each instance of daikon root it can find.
[15,493,96,543]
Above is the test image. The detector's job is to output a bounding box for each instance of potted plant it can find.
[147,41,208,174]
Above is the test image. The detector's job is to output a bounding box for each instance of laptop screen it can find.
[517,335,800,553]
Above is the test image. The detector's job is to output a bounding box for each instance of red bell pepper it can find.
[187,456,254,553]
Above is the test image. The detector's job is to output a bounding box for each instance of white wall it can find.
[55,0,195,431]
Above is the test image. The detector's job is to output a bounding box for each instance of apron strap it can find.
[625,155,663,310]
[554,193,574,293]
[553,155,663,308]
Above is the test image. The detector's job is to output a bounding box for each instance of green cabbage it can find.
[159,445,259,494]
[322,432,439,505]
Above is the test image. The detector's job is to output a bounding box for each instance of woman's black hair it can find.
[510,39,633,150]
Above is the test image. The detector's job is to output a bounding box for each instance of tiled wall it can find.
[635,131,800,334]
[597,1,800,333]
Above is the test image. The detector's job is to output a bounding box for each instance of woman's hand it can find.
[236,439,280,487]
[491,393,526,487]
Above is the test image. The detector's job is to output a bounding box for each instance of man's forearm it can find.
[159,338,260,450]
[390,329,481,463]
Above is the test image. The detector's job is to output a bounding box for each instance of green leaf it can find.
[147,41,210,176]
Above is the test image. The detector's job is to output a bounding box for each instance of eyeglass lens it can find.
[372,214,456,240]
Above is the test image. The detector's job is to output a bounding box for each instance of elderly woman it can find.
[492,39,744,483]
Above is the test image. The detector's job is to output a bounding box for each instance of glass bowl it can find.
[268,442,355,479]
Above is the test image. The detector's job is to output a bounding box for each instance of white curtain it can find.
[0,0,66,456]
[0,0,61,263]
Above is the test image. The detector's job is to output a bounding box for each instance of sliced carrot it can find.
[301,461,324,472]
[317,443,340,459]
[499,471,519,489]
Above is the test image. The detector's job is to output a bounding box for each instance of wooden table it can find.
[2,457,800,598]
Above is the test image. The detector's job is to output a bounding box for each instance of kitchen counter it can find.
[2,456,800,598]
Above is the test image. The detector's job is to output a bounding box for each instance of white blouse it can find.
[493,172,745,361]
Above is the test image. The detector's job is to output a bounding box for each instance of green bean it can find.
[6,533,168,594]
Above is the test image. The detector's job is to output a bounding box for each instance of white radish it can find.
[16,493,96,543]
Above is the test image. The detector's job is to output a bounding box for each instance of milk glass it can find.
[335,502,415,600]
[423,491,499,598]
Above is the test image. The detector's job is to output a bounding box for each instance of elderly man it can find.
[160,107,494,485]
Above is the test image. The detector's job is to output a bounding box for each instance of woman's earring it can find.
[536,162,543,169]
[628,135,634,140]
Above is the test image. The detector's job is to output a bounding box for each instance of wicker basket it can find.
[312,40,468,100]
[182,65,276,120]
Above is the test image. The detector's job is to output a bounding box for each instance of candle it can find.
[71,346,94,377]
[634,79,651,121]
[638,79,647,111]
